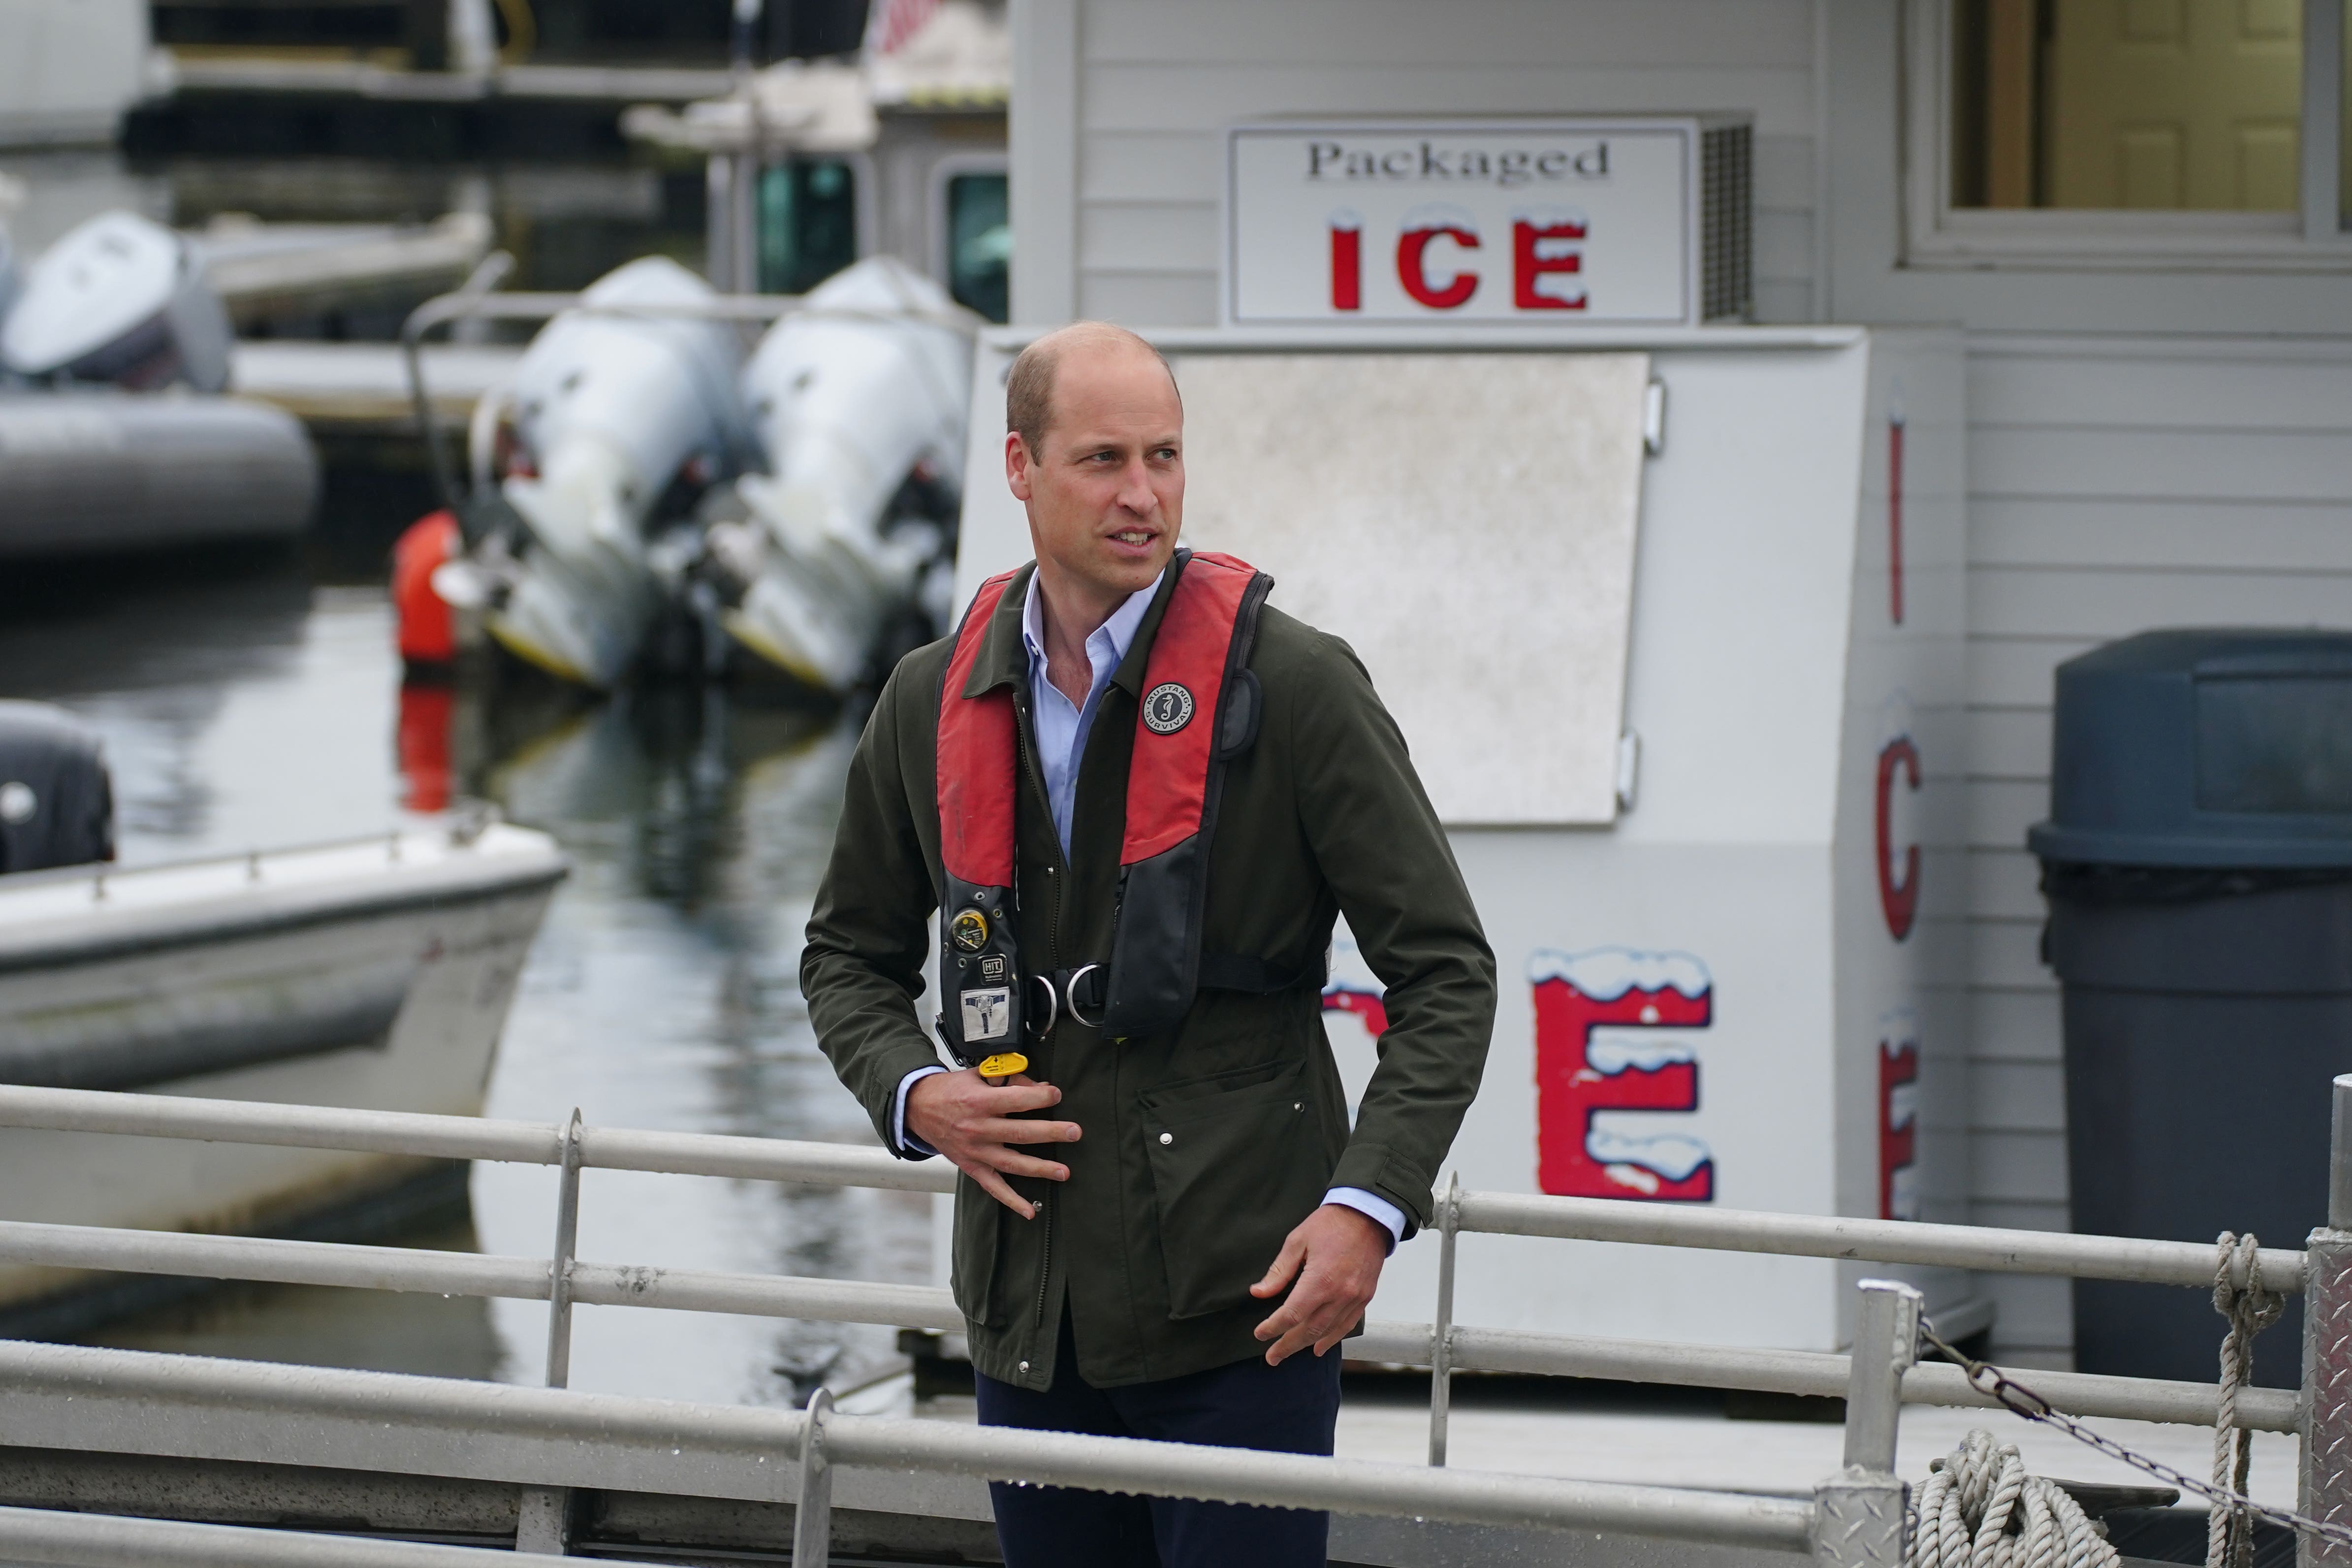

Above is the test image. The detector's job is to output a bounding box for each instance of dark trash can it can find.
[0,702,113,876]
[2030,629,2352,1388]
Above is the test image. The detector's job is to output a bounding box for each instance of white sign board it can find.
[1226,120,1699,327]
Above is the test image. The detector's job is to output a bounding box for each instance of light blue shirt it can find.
[891,570,1406,1250]
[1021,573,1158,856]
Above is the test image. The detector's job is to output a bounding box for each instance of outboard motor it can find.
[434,256,750,688]
[0,211,232,393]
[713,256,975,693]
[0,703,113,875]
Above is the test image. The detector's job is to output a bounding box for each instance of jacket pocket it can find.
[950,1174,1007,1329]
[1141,1062,1333,1320]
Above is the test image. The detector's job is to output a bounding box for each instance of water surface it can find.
[0,549,927,1407]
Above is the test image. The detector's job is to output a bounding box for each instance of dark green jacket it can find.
[801,559,1494,1391]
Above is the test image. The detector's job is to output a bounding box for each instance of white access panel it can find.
[1177,352,1649,825]
[952,325,1969,1356]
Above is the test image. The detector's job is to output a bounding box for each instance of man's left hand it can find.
[1249,1203,1388,1366]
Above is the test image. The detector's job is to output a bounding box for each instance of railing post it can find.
[517,1108,586,1556]
[2300,1076,2352,1568]
[794,1387,835,1566]
[1428,1172,1461,1468]
[1812,1279,1920,1568]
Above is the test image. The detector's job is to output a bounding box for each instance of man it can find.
[801,321,1494,1568]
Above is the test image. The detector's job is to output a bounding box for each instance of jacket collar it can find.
[960,554,1186,702]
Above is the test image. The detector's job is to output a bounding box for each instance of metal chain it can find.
[1915,1315,2352,1551]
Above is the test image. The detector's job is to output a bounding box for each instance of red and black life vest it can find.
[934,548,1297,1057]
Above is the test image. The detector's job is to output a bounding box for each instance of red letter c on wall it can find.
[1876,736,1921,942]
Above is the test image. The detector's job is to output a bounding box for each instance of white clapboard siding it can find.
[1071,0,1819,326]
[1963,334,2352,1361]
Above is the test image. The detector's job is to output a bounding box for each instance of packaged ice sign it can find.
[1225,117,1752,327]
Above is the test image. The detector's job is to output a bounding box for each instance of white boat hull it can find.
[0,824,566,1322]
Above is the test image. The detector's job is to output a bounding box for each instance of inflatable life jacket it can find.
[934,548,1307,1059]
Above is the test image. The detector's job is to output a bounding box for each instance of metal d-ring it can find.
[1063,963,1105,1029]
[1026,972,1059,1037]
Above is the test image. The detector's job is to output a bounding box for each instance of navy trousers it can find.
[975,1311,1343,1568]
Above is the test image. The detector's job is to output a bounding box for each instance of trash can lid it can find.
[2029,629,2352,867]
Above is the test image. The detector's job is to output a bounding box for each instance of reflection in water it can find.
[0,555,924,1405]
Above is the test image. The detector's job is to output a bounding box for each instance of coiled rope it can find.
[1907,1429,2119,1568]
[2209,1231,2287,1568]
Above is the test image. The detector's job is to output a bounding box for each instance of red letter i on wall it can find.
[1329,210,1362,311]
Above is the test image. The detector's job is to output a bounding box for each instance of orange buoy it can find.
[393,510,460,667]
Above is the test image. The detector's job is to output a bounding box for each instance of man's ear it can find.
[1005,431,1034,502]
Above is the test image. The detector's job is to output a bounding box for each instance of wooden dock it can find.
[229,340,522,435]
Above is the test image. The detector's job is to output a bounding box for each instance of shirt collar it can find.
[1021,570,1158,682]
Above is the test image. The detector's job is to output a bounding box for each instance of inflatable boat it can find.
[0,211,318,560]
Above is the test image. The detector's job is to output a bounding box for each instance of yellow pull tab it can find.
[975,1052,1028,1080]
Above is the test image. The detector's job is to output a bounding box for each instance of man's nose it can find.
[1114,458,1158,515]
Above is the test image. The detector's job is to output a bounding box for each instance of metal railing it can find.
[0,1077,2344,1568]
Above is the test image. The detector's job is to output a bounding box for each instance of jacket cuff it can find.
[861,1045,951,1154]
[891,1065,948,1158]
[1329,1141,1433,1237]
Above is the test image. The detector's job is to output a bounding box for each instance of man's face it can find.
[1006,345,1183,600]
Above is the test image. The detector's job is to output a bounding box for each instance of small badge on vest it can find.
[949,908,990,952]
[1142,682,1195,735]
[979,954,1008,982]
[960,986,1013,1041]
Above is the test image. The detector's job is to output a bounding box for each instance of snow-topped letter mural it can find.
[1879,1008,1920,1222]
[1320,928,1389,1038]
[1531,948,1716,1202]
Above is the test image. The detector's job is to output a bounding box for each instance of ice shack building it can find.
[956,0,2352,1373]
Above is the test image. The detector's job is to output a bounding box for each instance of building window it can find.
[758,160,858,295]
[1952,0,2303,210]
[1912,0,2352,261]
[946,171,1010,323]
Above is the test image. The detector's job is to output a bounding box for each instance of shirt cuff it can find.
[1325,1186,1405,1253]
[891,1064,948,1158]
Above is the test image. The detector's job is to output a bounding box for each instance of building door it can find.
[2042,0,2302,209]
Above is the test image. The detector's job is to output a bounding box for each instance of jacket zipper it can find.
[1014,701,1063,1333]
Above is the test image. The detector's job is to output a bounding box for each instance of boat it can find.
[0,209,318,559]
[0,703,567,1335]
[707,255,976,691]
[430,255,753,689]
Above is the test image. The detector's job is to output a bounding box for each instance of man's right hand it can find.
[907,1069,1081,1218]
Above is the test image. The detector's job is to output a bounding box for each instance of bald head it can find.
[1003,320,1185,620]
[1004,321,1177,459]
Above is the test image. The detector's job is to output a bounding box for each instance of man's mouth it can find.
[1107,527,1157,550]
